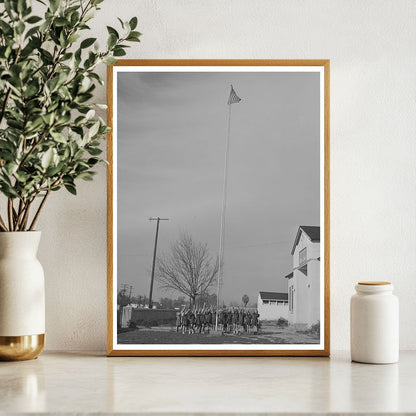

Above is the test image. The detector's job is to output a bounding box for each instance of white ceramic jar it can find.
[350,281,399,364]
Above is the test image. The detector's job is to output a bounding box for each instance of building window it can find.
[299,247,307,265]
[299,263,308,276]
[263,300,269,304]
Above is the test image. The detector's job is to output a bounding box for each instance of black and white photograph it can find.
[108,61,330,355]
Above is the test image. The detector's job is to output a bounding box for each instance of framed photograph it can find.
[107,60,330,356]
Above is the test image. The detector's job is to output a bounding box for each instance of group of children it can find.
[175,307,260,335]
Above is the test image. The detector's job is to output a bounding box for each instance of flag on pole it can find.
[227,85,241,105]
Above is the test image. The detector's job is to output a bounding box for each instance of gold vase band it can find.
[0,334,45,361]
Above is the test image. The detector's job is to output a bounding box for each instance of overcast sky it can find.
[117,70,320,305]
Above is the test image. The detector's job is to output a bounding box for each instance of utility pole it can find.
[148,217,169,309]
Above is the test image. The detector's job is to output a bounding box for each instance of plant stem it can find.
[0,88,12,126]
[7,199,14,231]
[14,199,23,230]
[20,200,32,231]
[14,199,27,231]
[28,189,50,231]
[0,213,8,232]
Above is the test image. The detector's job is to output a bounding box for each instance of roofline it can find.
[290,226,320,255]
[258,291,288,300]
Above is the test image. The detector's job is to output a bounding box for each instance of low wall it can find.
[258,303,289,321]
[131,308,177,326]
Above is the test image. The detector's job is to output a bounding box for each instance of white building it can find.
[257,291,289,321]
[286,226,320,328]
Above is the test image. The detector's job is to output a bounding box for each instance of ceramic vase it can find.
[0,231,45,360]
[350,281,399,364]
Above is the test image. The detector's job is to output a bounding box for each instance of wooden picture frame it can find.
[107,60,330,356]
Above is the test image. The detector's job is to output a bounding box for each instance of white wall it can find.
[257,295,289,321]
[290,233,321,327]
[38,0,416,351]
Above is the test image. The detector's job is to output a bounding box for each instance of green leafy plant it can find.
[0,0,140,231]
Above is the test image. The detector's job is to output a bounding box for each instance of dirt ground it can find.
[117,322,320,345]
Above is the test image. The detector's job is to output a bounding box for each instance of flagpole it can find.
[215,103,232,331]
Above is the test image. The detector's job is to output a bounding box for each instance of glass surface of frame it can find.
[107,60,330,356]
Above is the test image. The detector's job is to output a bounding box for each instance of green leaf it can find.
[16,21,25,35]
[85,109,95,119]
[70,11,80,26]
[83,8,95,22]
[88,120,100,138]
[14,171,28,183]
[107,33,117,49]
[54,17,69,27]
[25,25,39,38]
[0,183,18,198]
[80,37,96,49]
[49,0,60,13]
[46,164,63,177]
[68,34,80,44]
[17,0,26,14]
[76,93,93,103]
[89,72,104,85]
[117,17,125,29]
[25,117,44,133]
[59,29,68,47]
[87,157,100,166]
[42,112,55,125]
[103,56,117,65]
[8,119,24,129]
[129,17,138,30]
[77,171,95,181]
[50,131,67,143]
[113,47,126,57]
[63,146,70,160]
[87,147,102,156]
[4,0,16,19]
[5,162,18,176]
[74,148,84,159]
[64,183,77,195]
[41,148,54,169]
[26,15,42,24]
[48,76,59,92]
[24,83,38,98]
[40,48,53,63]
[0,20,13,35]
[126,31,141,42]
[106,26,119,38]
[22,5,32,17]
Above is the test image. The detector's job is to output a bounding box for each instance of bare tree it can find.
[156,233,219,307]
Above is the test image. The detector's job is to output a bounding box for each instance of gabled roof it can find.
[259,291,288,301]
[291,226,320,255]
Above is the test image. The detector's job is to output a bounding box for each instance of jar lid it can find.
[358,281,391,285]
[355,281,394,293]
